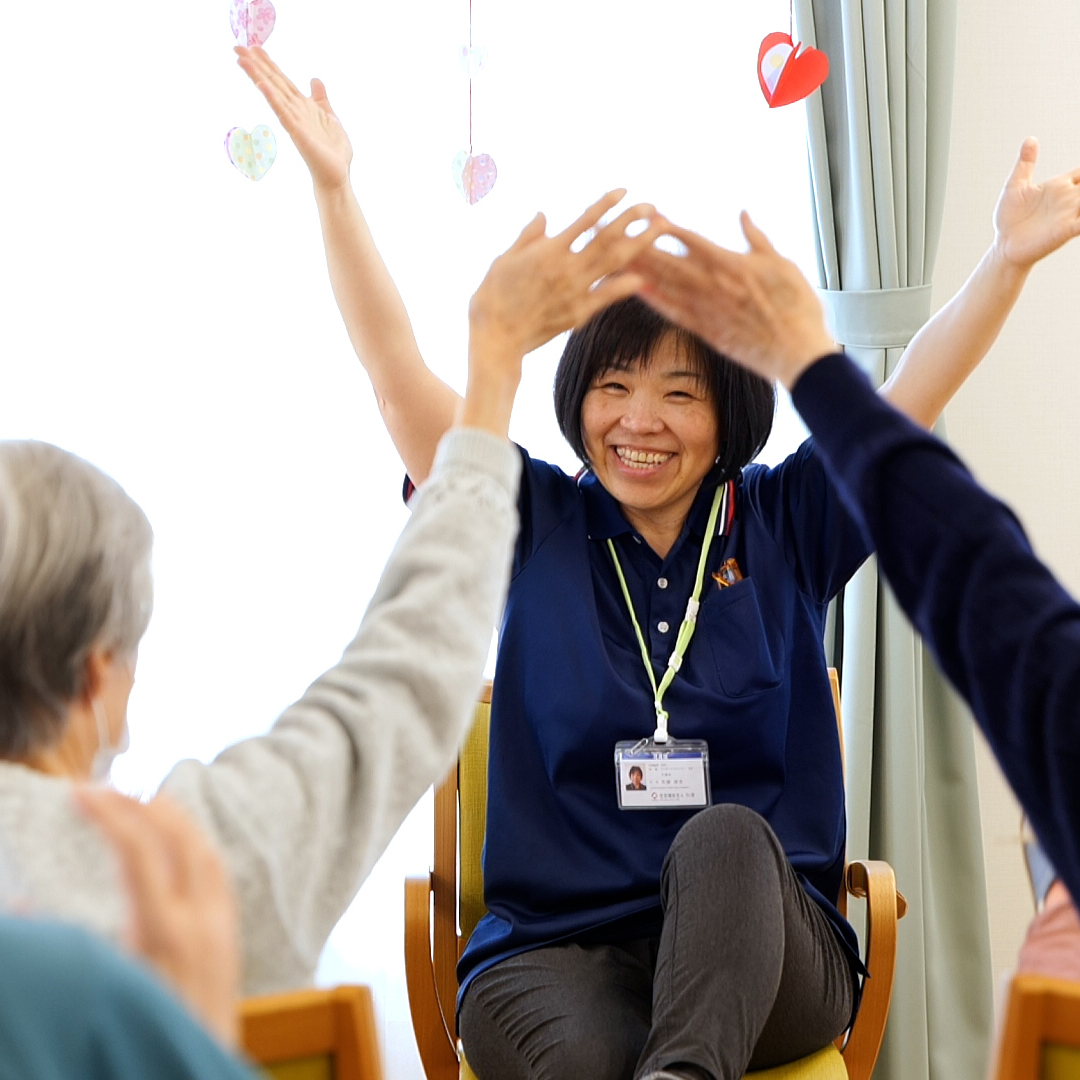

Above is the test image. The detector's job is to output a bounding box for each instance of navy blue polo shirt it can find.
[456,438,872,1007]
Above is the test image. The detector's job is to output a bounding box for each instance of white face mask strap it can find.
[91,697,110,754]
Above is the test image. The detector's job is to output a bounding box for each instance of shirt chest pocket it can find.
[697,580,784,699]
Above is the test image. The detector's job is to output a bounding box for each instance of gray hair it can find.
[0,441,153,757]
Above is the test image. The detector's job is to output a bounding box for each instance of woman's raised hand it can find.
[236,47,352,192]
[468,191,669,364]
[459,191,668,437]
[634,213,835,389]
[993,138,1080,270]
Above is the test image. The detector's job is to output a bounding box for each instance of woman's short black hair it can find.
[553,297,775,482]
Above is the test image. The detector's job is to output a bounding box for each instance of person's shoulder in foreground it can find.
[0,916,256,1080]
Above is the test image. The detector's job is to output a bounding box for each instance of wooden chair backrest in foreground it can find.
[992,975,1080,1079]
[405,670,907,1080]
[240,985,383,1080]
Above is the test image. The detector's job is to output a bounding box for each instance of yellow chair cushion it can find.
[461,1045,845,1079]
[1045,1044,1080,1080]
[258,1056,334,1080]
[746,1044,847,1078]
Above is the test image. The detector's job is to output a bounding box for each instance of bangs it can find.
[599,329,710,388]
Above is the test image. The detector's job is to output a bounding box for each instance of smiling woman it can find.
[554,297,775,558]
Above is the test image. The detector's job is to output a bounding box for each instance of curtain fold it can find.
[792,2,993,1077]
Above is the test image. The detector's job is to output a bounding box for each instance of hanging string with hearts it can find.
[452,0,497,204]
[225,0,278,179]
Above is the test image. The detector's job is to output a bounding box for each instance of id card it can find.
[614,739,711,810]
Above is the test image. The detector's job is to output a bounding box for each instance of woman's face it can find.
[581,333,719,526]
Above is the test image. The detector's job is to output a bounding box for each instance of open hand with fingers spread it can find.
[236,46,352,192]
[993,137,1080,270]
[75,789,241,1050]
[634,212,835,390]
[460,191,669,434]
[469,191,668,365]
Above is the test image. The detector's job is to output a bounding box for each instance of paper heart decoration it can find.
[230,0,276,47]
[452,151,497,205]
[757,32,828,108]
[459,44,488,78]
[225,125,277,180]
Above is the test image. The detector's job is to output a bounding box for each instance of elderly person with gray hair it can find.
[0,430,518,995]
[0,192,661,997]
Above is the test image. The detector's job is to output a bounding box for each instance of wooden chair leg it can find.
[405,875,459,1080]
[839,860,904,1080]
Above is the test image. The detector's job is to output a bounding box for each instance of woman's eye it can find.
[600,381,628,393]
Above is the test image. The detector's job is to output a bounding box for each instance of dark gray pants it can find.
[459,804,855,1080]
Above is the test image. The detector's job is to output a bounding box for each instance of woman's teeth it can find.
[616,448,673,469]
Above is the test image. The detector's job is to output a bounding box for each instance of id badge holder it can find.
[614,739,711,810]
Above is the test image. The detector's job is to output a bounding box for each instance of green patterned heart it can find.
[225,125,277,181]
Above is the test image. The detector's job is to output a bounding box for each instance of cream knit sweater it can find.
[0,428,519,994]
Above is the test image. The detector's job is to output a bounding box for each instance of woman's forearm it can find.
[880,243,1029,429]
[458,330,524,439]
[313,181,461,482]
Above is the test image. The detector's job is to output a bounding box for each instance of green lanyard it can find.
[606,483,728,744]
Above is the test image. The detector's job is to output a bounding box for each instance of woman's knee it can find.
[463,1005,641,1080]
[670,803,779,858]
[459,948,649,1080]
[663,803,786,891]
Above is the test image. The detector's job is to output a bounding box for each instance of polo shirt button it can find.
[657,578,669,589]
[658,621,670,633]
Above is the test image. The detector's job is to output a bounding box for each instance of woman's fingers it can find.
[580,204,660,270]
[581,271,647,322]
[74,788,173,948]
[554,189,628,246]
[310,77,340,119]
[740,212,778,255]
[237,46,302,102]
[509,212,548,251]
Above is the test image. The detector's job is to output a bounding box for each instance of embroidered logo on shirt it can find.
[712,558,744,588]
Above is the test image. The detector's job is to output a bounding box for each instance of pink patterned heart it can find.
[230,0,276,47]
[452,151,497,205]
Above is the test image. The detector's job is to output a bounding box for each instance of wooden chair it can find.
[992,976,1080,1080]
[405,671,907,1080]
[240,985,384,1080]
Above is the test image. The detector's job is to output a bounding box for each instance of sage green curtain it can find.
[792,2,994,1077]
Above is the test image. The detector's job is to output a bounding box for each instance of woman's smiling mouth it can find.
[614,447,675,470]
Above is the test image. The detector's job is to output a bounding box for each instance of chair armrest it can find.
[840,860,902,1080]
[405,875,459,1080]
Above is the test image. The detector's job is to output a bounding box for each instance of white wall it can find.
[934,0,1080,998]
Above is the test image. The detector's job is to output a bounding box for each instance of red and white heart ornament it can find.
[757,32,828,108]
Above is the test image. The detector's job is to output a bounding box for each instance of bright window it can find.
[1,0,813,1073]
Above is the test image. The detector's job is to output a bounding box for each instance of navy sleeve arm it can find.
[741,437,871,603]
[791,352,1080,905]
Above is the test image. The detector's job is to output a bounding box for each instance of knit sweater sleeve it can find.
[161,428,520,993]
[791,352,1080,912]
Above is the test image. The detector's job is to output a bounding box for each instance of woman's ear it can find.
[78,649,110,705]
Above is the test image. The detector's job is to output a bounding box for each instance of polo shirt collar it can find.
[578,464,728,543]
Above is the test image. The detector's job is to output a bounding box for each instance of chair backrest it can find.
[239,985,383,1080]
[992,976,1080,1080]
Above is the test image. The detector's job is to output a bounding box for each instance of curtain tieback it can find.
[818,284,933,349]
